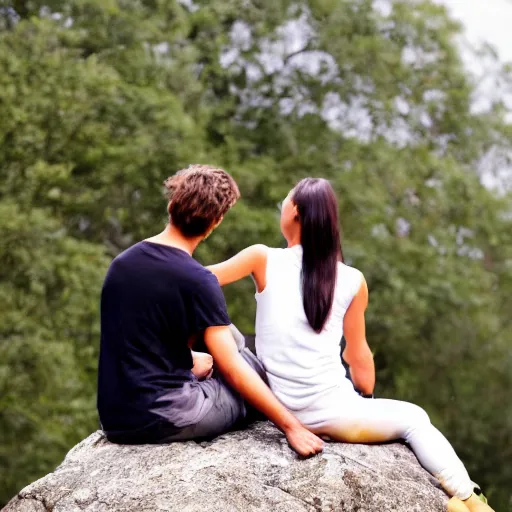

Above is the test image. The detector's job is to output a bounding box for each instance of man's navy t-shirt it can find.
[97,241,230,438]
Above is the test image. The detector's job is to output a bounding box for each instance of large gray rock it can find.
[3,422,449,512]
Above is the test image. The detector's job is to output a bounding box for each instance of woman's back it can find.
[255,245,363,412]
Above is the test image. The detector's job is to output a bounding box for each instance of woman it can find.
[208,178,493,512]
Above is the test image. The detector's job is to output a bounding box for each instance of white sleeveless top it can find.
[255,245,363,412]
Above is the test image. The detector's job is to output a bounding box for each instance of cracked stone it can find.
[3,422,449,512]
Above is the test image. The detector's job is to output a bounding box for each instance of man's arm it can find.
[204,325,323,457]
[342,277,375,395]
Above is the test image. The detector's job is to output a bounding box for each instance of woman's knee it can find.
[405,403,431,428]
[377,399,431,427]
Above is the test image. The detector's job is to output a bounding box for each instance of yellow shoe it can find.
[463,493,495,512]
[447,497,470,512]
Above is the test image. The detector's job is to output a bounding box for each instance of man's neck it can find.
[145,224,201,256]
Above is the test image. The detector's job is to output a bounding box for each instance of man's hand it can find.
[284,423,324,457]
[191,351,213,380]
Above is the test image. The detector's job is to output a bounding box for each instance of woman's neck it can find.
[286,234,301,248]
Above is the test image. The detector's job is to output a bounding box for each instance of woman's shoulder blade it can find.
[337,263,364,294]
[338,261,363,276]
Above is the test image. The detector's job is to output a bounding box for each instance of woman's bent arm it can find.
[342,276,375,395]
[207,244,267,290]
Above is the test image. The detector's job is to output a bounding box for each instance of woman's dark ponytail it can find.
[292,178,343,333]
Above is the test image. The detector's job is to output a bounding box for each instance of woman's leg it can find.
[316,397,493,510]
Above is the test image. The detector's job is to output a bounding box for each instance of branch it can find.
[283,42,314,66]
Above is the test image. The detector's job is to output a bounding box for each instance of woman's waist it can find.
[261,355,346,382]
[266,368,349,399]
[269,378,355,411]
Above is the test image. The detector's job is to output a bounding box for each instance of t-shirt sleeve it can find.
[189,272,231,333]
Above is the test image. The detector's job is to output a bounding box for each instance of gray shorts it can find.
[105,326,268,445]
[154,346,267,443]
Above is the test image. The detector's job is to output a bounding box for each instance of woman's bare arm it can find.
[207,244,267,291]
[342,276,375,395]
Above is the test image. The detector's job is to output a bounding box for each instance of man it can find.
[97,164,323,456]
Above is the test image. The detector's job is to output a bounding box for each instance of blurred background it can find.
[0,0,511,509]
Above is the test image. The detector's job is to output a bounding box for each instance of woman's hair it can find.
[164,164,240,237]
[292,178,343,333]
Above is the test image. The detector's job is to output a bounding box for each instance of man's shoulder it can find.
[115,241,144,260]
[186,264,220,290]
[106,242,145,272]
[105,242,219,289]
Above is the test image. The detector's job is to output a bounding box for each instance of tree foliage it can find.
[1,1,511,509]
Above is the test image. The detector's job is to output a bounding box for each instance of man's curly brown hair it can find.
[163,165,240,238]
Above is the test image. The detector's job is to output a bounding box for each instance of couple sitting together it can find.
[97,165,492,512]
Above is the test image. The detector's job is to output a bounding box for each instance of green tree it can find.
[1,1,511,508]
[0,201,108,499]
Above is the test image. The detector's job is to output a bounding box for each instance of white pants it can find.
[294,389,474,500]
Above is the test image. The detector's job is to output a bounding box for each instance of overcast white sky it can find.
[436,0,512,114]
[438,0,512,64]
[435,1,512,189]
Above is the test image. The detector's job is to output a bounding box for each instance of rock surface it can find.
[4,422,449,512]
